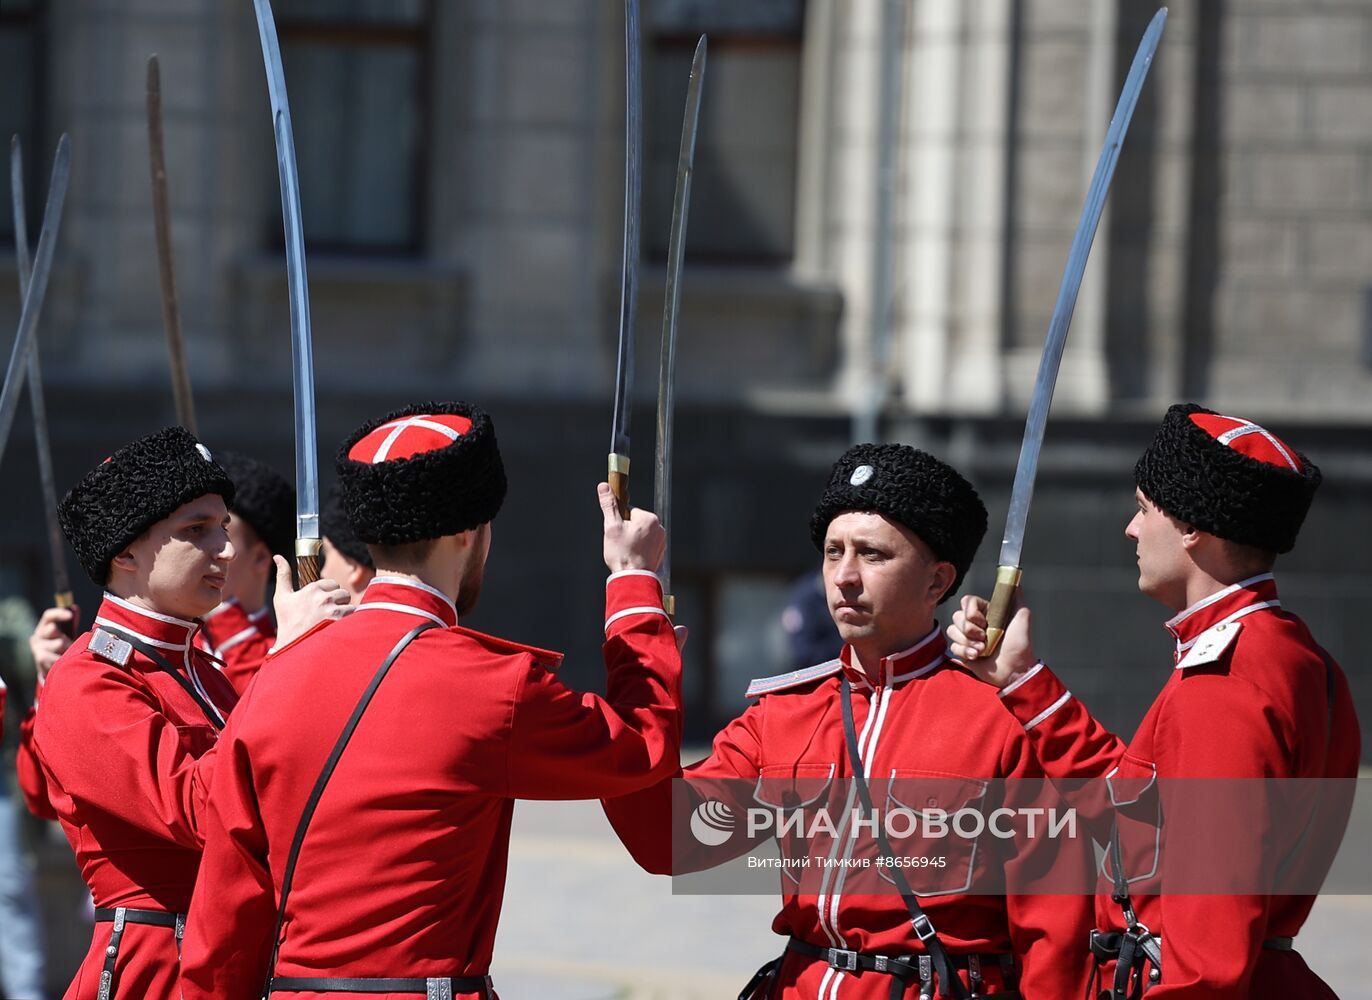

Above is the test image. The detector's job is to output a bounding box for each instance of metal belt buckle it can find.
[912,913,937,942]
[827,948,859,972]
[425,979,454,1000]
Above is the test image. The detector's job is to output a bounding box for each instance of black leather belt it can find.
[93,907,187,1000]
[269,976,493,998]
[1263,937,1295,951]
[787,938,1020,999]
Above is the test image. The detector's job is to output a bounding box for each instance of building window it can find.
[644,0,804,264]
[272,0,431,254]
[0,0,46,243]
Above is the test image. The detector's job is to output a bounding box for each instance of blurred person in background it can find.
[319,486,375,603]
[197,452,296,694]
[0,595,50,1000]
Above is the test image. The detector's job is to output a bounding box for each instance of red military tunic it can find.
[30,593,238,1000]
[198,597,276,694]
[996,573,1361,998]
[180,571,682,1000]
[17,703,59,820]
[603,625,1095,999]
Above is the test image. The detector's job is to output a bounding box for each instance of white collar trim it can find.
[102,592,198,630]
[1165,572,1274,630]
[367,575,458,616]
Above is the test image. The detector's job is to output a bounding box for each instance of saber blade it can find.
[10,136,72,607]
[147,55,198,435]
[251,0,321,583]
[0,135,71,475]
[608,0,642,518]
[653,36,706,616]
[982,8,1167,655]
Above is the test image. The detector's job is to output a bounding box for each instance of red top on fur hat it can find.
[347,413,474,464]
[1188,412,1304,473]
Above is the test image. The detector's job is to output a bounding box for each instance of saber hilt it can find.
[979,565,1022,659]
[296,538,322,586]
[54,590,75,639]
[608,453,631,520]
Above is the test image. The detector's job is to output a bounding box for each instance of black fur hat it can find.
[1134,403,1320,554]
[810,443,988,603]
[320,486,374,569]
[216,451,295,559]
[58,427,236,586]
[336,401,506,546]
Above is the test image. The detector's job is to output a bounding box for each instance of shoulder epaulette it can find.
[451,625,566,670]
[89,628,133,667]
[1176,620,1243,670]
[746,659,843,699]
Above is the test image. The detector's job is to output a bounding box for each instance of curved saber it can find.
[147,55,198,435]
[607,0,642,519]
[0,135,71,475]
[980,8,1167,656]
[10,136,73,614]
[654,36,706,617]
[251,0,321,583]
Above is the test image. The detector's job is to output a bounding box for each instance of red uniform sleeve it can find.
[504,574,682,799]
[180,696,277,1000]
[601,696,765,875]
[32,660,219,850]
[202,602,274,696]
[1144,674,1279,999]
[15,707,58,821]
[997,663,1129,780]
[995,719,1096,1000]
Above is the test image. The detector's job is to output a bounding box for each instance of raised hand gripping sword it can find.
[251,0,322,584]
[653,36,706,618]
[9,136,73,624]
[978,9,1167,658]
[608,0,642,519]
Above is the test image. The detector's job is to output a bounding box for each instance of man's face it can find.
[220,513,272,607]
[455,522,492,617]
[1125,488,1191,609]
[320,537,374,603]
[821,511,953,654]
[116,494,235,619]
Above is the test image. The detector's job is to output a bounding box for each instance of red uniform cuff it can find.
[604,574,669,635]
[998,662,1073,730]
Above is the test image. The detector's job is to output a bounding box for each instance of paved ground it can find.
[494,797,1372,1000]
[18,782,1370,998]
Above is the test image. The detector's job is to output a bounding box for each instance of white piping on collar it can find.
[352,602,450,628]
[367,575,458,617]
[102,592,198,630]
[890,654,946,684]
[248,605,271,622]
[1174,600,1281,653]
[93,618,190,651]
[1165,573,1275,630]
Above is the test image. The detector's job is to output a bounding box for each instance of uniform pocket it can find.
[753,763,836,885]
[1103,753,1160,886]
[881,770,988,895]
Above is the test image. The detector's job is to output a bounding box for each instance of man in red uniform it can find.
[949,403,1361,998]
[29,427,349,1000]
[180,401,683,1000]
[603,443,1094,999]
[198,451,295,693]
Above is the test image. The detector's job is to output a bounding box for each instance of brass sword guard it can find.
[608,453,631,520]
[980,564,1023,659]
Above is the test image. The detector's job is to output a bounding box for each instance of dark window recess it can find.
[0,0,47,244]
[644,0,804,264]
[270,0,431,255]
